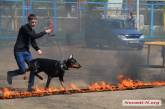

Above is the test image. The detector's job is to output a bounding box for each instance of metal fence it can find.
[0,1,165,38]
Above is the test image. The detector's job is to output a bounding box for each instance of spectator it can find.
[64,0,77,17]
[127,12,135,29]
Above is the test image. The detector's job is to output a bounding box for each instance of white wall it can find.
[108,0,123,9]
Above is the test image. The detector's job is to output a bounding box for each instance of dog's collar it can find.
[60,60,68,70]
[60,64,64,69]
[60,61,64,69]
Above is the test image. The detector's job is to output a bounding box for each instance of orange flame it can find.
[88,81,116,91]
[1,74,165,99]
[67,83,82,92]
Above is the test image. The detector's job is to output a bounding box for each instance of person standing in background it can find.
[127,12,135,29]
[64,0,77,17]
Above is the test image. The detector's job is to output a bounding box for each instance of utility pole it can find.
[52,0,57,32]
[136,0,140,30]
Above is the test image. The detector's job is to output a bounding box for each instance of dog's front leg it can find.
[60,80,70,94]
[60,80,65,89]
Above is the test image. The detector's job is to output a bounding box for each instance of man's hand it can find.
[45,28,52,34]
[37,49,43,55]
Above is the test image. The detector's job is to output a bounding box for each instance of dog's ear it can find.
[69,54,73,59]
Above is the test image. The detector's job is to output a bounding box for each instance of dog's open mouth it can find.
[71,64,81,69]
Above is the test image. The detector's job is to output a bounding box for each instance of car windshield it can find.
[108,19,135,29]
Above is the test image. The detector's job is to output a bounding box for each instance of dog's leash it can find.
[46,18,66,60]
[47,33,65,61]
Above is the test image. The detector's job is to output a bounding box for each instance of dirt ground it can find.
[0,40,165,109]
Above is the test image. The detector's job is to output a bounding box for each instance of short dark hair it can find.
[28,14,37,21]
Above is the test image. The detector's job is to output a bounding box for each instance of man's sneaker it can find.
[7,71,12,85]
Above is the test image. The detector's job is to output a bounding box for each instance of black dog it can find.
[27,54,81,91]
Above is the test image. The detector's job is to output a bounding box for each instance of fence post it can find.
[52,0,57,32]
[0,7,1,33]
[136,0,140,30]
[22,0,26,24]
[104,2,108,19]
[30,0,33,14]
[150,3,154,37]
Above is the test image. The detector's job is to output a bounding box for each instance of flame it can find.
[88,81,116,91]
[67,83,82,92]
[1,74,165,99]
[150,81,165,86]
[117,74,154,89]
[2,88,13,99]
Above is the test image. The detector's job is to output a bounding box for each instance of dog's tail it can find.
[35,73,43,80]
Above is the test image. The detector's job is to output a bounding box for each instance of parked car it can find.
[85,18,144,49]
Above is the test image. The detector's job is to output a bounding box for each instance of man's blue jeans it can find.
[14,51,35,91]
[7,51,32,85]
[14,51,32,73]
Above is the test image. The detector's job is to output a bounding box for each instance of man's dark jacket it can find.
[14,24,46,52]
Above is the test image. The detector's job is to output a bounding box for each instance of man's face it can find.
[29,19,38,27]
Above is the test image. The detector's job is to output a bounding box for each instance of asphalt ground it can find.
[0,41,165,109]
[0,87,165,109]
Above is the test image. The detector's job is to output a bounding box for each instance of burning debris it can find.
[0,75,165,99]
